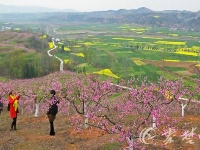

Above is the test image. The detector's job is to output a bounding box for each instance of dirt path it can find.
[47,40,64,71]
[0,112,115,150]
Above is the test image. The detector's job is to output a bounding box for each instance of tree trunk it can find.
[84,114,88,128]
[181,103,187,117]
[34,103,40,117]
[84,103,88,128]
[152,115,157,128]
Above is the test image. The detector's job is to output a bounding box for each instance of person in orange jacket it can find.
[8,90,20,131]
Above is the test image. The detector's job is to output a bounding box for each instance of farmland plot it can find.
[53,23,200,82]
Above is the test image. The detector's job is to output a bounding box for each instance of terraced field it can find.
[52,23,200,82]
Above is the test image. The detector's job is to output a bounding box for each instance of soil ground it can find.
[0,111,119,150]
[0,109,200,150]
[143,59,200,74]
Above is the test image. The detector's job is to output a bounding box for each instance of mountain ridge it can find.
[0,5,199,31]
[0,4,199,14]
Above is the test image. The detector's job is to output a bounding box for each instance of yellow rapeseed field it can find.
[71,53,85,57]
[64,47,70,51]
[175,51,198,56]
[168,34,178,37]
[143,37,162,39]
[93,69,119,78]
[191,46,200,52]
[48,42,54,49]
[164,59,180,62]
[117,25,130,29]
[132,58,146,66]
[130,28,149,31]
[64,59,70,64]
[40,34,47,39]
[14,28,21,31]
[155,41,185,45]
[84,42,92,46]
[136,32,143,34]
[112,38,134,41]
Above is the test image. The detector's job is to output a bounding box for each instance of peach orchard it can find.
[0,71,199,149]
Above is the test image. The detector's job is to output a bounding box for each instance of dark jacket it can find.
[47,95,59,116]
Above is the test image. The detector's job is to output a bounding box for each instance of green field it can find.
[52,23,200,83]
[2,22,198,82]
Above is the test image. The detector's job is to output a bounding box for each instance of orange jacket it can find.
[9,95,20,118]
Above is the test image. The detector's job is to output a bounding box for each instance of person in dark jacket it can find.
[47,90,59,136]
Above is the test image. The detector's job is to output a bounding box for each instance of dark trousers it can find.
[11,117,17,130]
[50,121,55,135]
[48,114,56,135]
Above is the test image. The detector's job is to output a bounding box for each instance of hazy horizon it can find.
[0,0,199,12]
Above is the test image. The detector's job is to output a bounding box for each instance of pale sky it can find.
[0,0,199,12]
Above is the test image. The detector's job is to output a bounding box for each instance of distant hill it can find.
[0,6,199,31]
[0,4,76,13]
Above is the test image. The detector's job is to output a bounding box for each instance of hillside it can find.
[0,31,59,79]
[0,31,36,52]
[0,71,200,150]
[0,7,199,31]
